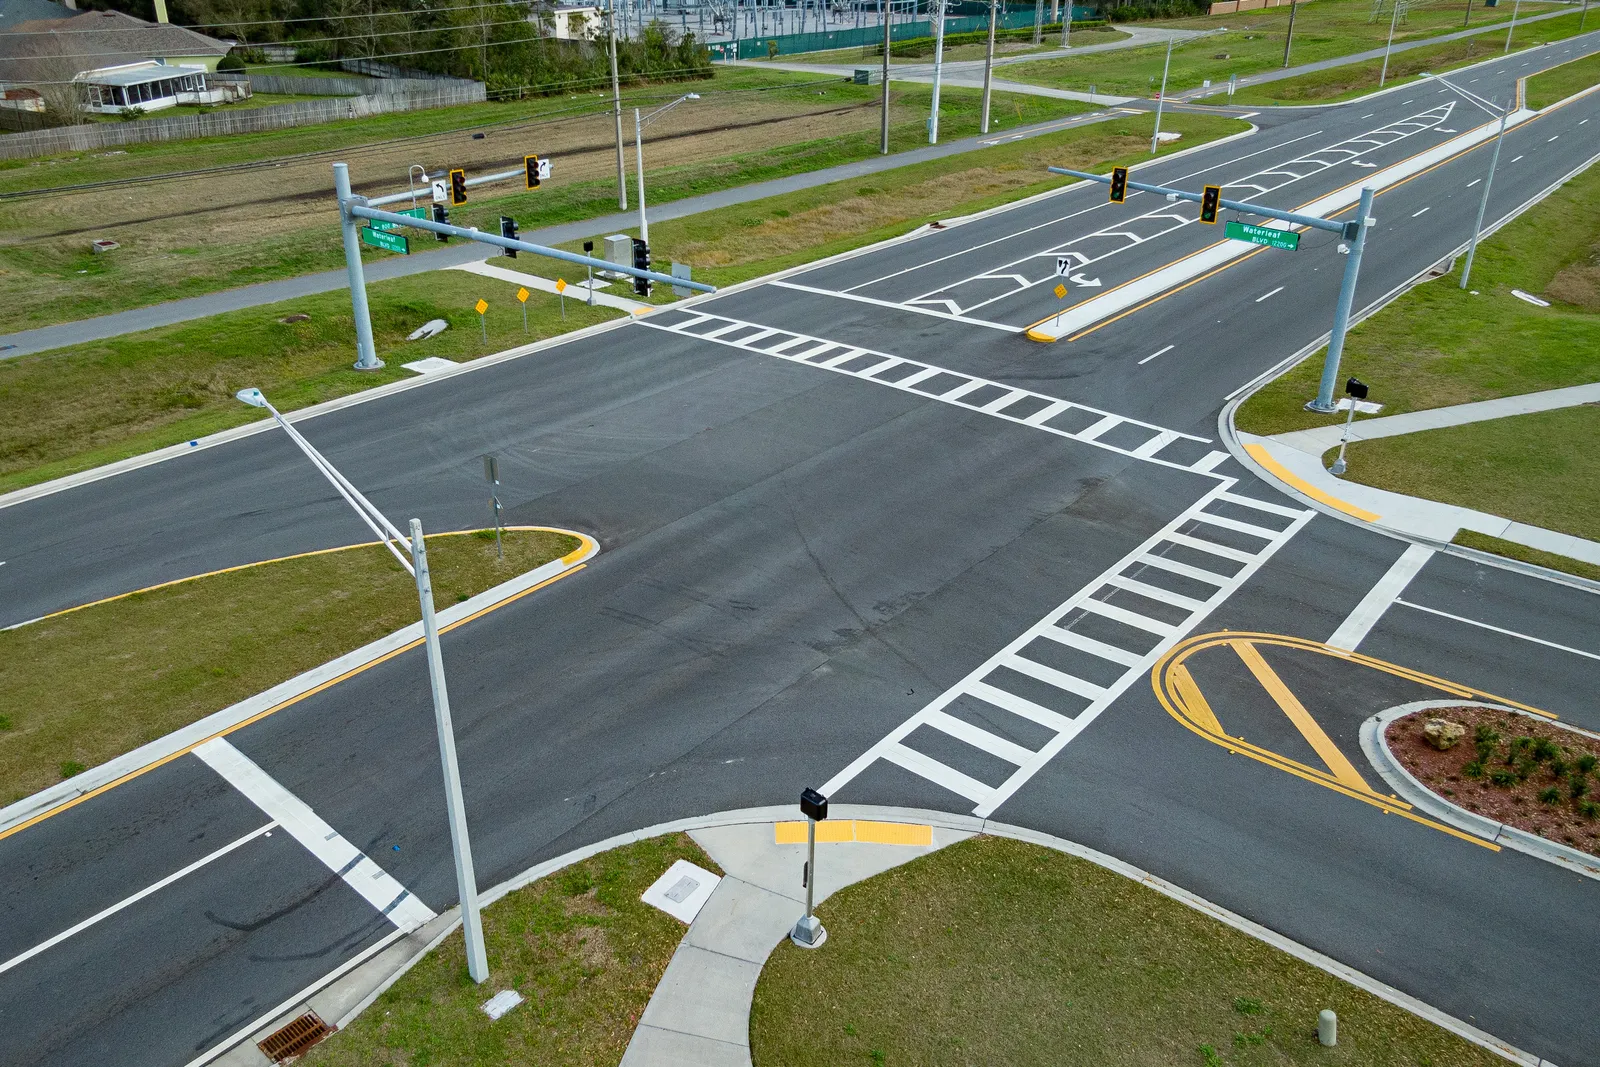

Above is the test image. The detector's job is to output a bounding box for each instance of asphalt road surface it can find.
[2,32,1598,1067]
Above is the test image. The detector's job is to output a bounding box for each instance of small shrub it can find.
[1473,724,1499,745]
[1548,758,1568,779]
[1489,768,1517,787]
[1569,778,1588,800]
[1530,737,1559,762]
[1577,754,1597,775]
[1580,799,1600,819]
[1538,786,1561,805]
[1462,760,1485,778]
[1232,996,1263,1015]
[1199,1045,1225,1067]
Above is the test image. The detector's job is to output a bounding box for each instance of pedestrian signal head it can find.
[449,168,467,205]
[1108,166,1128,204]
[1199,185,1221,224]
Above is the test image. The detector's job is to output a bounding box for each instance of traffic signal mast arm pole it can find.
[367,167,525,208]
[347,202,717,293]
[1047,166,1353,236]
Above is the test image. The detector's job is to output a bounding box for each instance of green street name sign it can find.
[361,226,410,254]
[369,206,426,233]
[1225,220,1300,251]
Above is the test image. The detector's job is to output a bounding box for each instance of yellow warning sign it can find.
[474,298,488,315]
[555,278,567,294]
[1054,283,1068,299]
[515,287,529,303]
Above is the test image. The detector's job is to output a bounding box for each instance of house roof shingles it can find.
[0,9,231,87]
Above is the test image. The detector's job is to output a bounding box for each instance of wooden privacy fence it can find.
[0,83,487,160]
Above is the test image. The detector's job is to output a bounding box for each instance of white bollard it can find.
[1318,1009,1337,1047]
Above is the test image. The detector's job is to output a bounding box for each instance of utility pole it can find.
[610,0,628,210]
[333,163,381,371]
[1033,0,1043,45]
[1581,0,1589,33]
[1379,0,1400,87]
[880,0,891,154]
[1462,0,1472,29]
[980,0,998,134]
[1308,186,1376,413]
[1150,37,1172,154]
[1458,87,1514,290]
[1282,0,1298,67]
[1062,0,1070,47]
[929,0,946,143]
[1503,0,1521,52]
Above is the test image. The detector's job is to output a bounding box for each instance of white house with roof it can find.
[75,59,241,113]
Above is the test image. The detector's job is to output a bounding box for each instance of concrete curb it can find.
[0,532,599,838]
[1361,701,1600,884]
[197,803,1549,1067]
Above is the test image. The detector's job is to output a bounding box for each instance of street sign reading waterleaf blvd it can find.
[371,206,426,233]
[361,226,410,254]
[1225,220,1301,251]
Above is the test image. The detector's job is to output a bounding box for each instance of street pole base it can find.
[353,358,386,372]
[1303,399,1337,414]
[790,914,827,949]
[1330,458,1347,476]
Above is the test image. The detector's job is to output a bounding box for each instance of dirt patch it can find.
[1545,245,1600,311]
[1386,705,1600,856]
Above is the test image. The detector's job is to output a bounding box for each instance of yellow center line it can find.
[1230,639,1374,793]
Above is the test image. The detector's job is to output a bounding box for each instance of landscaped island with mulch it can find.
[1386,706,1600,857]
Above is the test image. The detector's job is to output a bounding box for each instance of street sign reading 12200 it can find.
[1225,220,1300,251]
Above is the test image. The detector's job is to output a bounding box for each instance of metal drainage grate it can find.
[257,1011,335,1062]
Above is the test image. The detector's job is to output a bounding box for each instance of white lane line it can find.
[193,739,436,931]
[1393,600,1600,662]
[1326,544,1435,652]
[1548,135,1560,142]
[1412,207,1431,217]
[1255,286,1285,302]
[0,822,276,977]
[1581,119,1590,125]
[1138,344,1175,365]
[1361,113,1374,118]
[1467,178,1482,187]
[1512,154,1524,162]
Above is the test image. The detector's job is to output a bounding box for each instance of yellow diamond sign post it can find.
[474,298,488,344]
[1054,283,1068,300]
[555,278,568,321]
[516,287,530,334]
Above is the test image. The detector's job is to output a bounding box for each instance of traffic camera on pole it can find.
[524,154,541,190]
[1199,185,1222,224]
[631,237,651,296]
[1108,166,1128,204]
[431,203,450,241]
[449,168,468,205]
[500,216,519,258]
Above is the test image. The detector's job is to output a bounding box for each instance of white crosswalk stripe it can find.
[820,480,1315,817]
[641,311,1221,473]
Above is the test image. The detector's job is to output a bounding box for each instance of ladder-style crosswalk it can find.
[820,480,1315,817]
[641,310,1229,474]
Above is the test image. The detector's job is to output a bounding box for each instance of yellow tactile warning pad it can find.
[773,820,933,846]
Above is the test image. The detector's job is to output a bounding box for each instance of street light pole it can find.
[929,0,946,143]
[610,0,628,210]
[1423,73,1514,290]
[980,0,998,134]
[1150,37,1173,154]
[1282,0,1299,67]
[880,0,892,153]
[333,163,381,372]
[632,93,699,245]
[1504,0,1521,52]
[235,388,490,983]
[1379,0,1400,87]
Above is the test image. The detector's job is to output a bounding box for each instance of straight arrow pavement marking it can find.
[193,738,437,932]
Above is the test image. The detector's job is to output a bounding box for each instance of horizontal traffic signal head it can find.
[1199,184,1221,224]
[449,168,467,206]
[1108,166,1128,204]
[524,154,541,190]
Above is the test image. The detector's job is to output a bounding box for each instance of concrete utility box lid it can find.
[407,318,448,341]
[640,860,720,924]
[91,239,119,253]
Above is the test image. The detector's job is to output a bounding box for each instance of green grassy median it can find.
[751,835,1504,1066]
[303,832,717,1067]
[0,527,580,805]
[1526,49,1600,110]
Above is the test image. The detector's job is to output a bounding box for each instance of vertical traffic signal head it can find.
[1108,166,1128,204]
[631,237,651,297]
[449,168,467,205]
[524,154,541,190]
[431,203,450,242]
[499,215,518,258]
[1199,184,1222,224]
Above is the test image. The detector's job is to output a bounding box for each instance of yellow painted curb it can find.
[1025,326,1057,343]
[774,820,933,846]
[1244,443,1380,522]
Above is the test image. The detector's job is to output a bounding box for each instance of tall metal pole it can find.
[1033,0,1043,45]
[1460,94,1511,291]
[1062,0,1070,47]
[635,107,649,242]
[332,163,381,372]
[879,0,891,154]
[610,0,628,210]
[929,0,946,143]
[1581,0,1589,33]
[1462,0,1472,29]
[1308,186,1376,413]
[980,0,998,134]
[1150,37,1172,154]
[1282,0,1298,67]
[410,519,490,984]
[1379,0,1400,87]
[1503,0,1521,52]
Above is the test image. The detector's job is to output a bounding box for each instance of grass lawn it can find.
[1343,405,1600,543]
[0,527,580,804]
[303,833,717,1067]
[1236,153,1600,438]
[0,270,621,494]
[1454,530,1600,582]
[1228,12,1590,106]
[0,68,1081,334]
[1004,0,1571,99]
[751,835,1504,1066]
[516,111,1250,294]
[1525,49,1600,110]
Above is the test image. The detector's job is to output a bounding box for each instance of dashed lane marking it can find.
[1139,344,1175,365]
[643,310,1228,474]
[194,738,436,932]
[821,481,1314,817]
